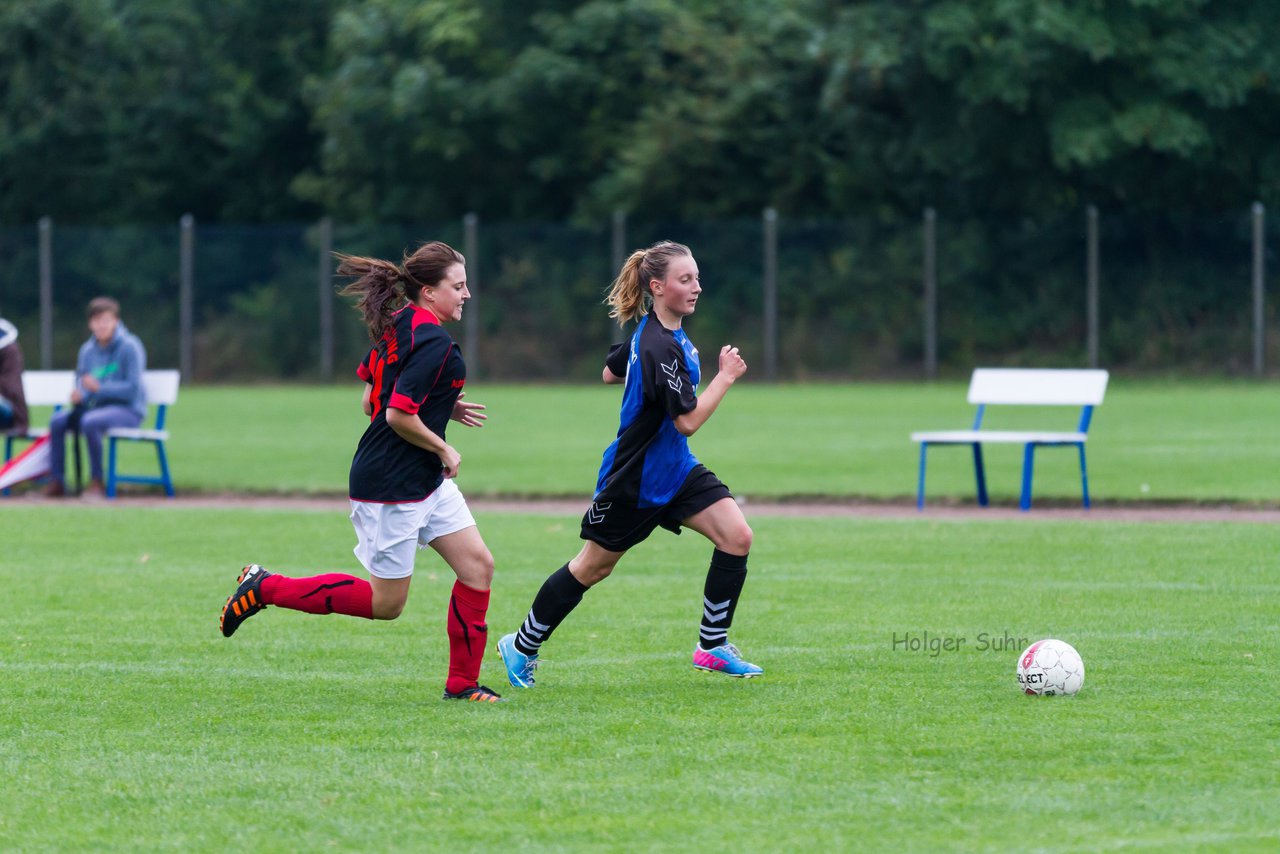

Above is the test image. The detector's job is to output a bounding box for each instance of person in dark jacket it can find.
[0,317,28,433]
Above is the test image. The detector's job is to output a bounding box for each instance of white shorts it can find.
[349,479,477,580]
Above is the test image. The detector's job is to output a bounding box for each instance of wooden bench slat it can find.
[104,428,170,441]
[911,430,1087,444]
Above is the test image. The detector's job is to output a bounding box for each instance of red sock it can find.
[445,580,491,695]
[261,573,374,619]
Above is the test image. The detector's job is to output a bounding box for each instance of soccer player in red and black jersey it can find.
[496,240,762,687]
[219,241,504,703]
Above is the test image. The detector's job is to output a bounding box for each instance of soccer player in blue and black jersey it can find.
[497,240,763,685]
[219,241,504,703]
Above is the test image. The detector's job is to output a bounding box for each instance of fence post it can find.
[611,210,627,274]
[611,210,627,343]
[1253,202,1265,377]
[923,207,937,380]
[463,212,479,376]
[763,207,778,381]
[1086,205,1100,369]
[317,217,334,382]
[38,216,53,369]
[179,214,194,381]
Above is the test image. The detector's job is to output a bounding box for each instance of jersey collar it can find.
[410,303,441,325]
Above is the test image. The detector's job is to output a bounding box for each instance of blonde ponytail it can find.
[605,240,691,326]
[606,250,649,325]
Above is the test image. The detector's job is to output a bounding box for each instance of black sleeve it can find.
[644,336,698,420]
[389,332,452,414]
[605,340,630,378]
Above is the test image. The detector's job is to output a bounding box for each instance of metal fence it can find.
[0,207,1273,382]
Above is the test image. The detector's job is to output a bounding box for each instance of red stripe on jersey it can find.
[389,390,420,414]
[393,305,454,413]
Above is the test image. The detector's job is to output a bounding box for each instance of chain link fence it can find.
[0,208,1273,382]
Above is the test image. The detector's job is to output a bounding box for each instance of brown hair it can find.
[605,240,692,326]
[337,241,465,340]
[87,296,120,319]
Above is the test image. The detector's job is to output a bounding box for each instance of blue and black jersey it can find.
[349,304,465,503]
[594,312,701,507]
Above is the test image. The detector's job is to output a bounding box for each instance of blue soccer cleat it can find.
[692,642,763,678]
[496,632,538,688]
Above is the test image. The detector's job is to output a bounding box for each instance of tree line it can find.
[3,0,1279,227]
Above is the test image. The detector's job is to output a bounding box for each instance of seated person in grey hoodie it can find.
[45,297,147,497]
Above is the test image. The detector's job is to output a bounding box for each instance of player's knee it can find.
[723,521,753,555]
[572,560,615,587]
[472,548,495,587]
[372,596,407,620]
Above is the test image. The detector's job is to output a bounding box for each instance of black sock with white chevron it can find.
[698,549,748,650]
[513,564,589,656]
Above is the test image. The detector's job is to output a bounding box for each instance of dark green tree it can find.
[0,0,332,223]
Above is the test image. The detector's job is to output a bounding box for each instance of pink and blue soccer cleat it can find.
[692,642,763,678]
[496,632,538,688]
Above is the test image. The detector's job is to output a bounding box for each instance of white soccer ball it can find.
[1016,639,1085,696]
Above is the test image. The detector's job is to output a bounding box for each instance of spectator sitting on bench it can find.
[0,316,28,433]
[46,297,147,498]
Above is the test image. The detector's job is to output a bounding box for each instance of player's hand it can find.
[438,444,462,478]
[81,375,101,393]
[718,345,747,382]
[70,388,84,405]
[450,392,487,427]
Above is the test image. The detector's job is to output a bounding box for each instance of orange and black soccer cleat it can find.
[219,564,274,638]
[442,685,505,703]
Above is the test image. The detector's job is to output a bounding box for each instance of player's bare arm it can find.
[673,345,746,437]
[386,406,462,477]
[361,382,373,416]
[602,365,624,384]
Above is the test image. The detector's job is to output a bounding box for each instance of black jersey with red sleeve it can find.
[349,304,465,503]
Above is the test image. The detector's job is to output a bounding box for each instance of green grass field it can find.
[2,505,1277,851]
[5,379,1278,849]
[42,378,1280,504]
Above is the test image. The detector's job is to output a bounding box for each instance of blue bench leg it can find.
[106,438,118,498]
[1078,444,1090,509]
[1020,444,1036,511]
[972,443,988,507]
[157,441,174,497]
[916,443,928,510]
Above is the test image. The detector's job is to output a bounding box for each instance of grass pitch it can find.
[3,505,1277,851]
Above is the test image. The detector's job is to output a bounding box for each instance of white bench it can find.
[911,368,1109,511]
[3,369,179,498]
[4,369,76,448]
[106,369,180,498]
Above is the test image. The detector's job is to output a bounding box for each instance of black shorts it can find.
[580,464,733,553]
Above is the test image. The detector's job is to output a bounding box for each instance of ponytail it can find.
[606,250,649,326]
[337,240,465,341]
[336,254,404,341]
[605,240,691,326]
